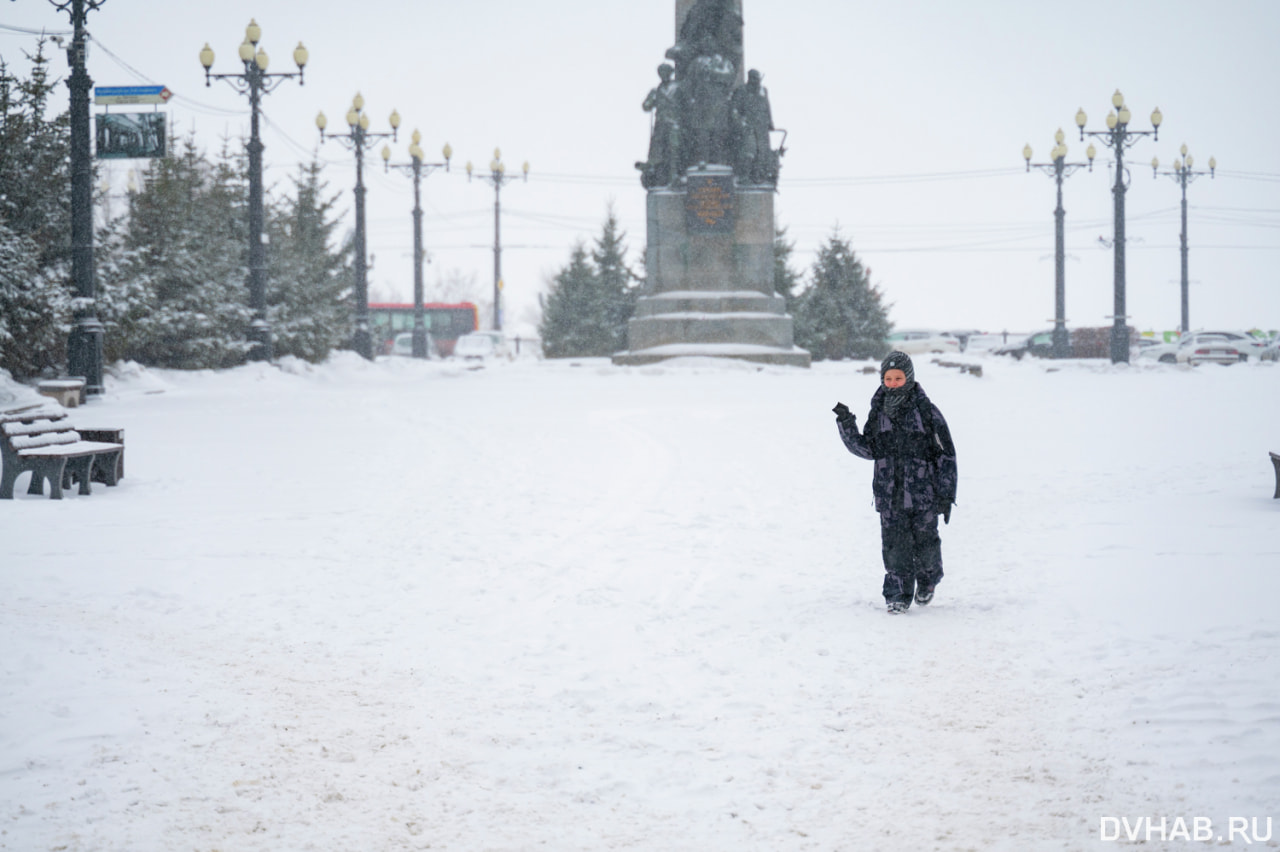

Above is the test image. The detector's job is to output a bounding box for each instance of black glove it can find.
[832,402,856,427]
[939,501,952,524]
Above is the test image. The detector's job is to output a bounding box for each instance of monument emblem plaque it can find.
[613,0,810,367]
[685,173,734,232]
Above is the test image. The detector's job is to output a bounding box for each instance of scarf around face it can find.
[879,350,917,420]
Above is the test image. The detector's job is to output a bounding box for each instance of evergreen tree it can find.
[794,232,892,361]
[590,209,637,355]
[0,44,70,266]
[265,160,352,361]
[97,134,250,368]
[539,209,637,357]
[0,221,69,376]
[0,44,74,378]
[538,243,597,357]
[773,226,802,313]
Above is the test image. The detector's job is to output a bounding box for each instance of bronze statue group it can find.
[638,0,782,189]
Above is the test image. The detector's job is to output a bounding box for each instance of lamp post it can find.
[318,94,400,359]
[47,0,107,396]
[466,150,528,332]
[1077,90,1162,363]
[1024,129,1095,359]
[382,131,452,358]
[200,20,308,362]
[1151,145,1215,334]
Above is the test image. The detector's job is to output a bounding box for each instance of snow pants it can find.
[880,510,943,605]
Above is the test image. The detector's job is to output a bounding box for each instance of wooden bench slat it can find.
[0,407,66,425]
[6,423,79,438]
[1,418,70,436]
[17,439,122,458]
[13,432,83,450]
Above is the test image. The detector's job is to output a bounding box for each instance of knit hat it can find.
[879,350,916,418]
[880,350,915,385]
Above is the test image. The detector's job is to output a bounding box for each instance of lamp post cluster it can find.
[1077,90,1162,364]
[317,94,401,360]
[1023,129,1095,359]
[383,132,452,358]
[1151,145,1216,334]
[467,150,528,332]
[200,20,309,362]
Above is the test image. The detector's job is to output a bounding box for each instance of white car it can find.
[884,330,962,355]
[390,331,434,357]
[1175,332,1258,366]
[1135,337,1181,364]
[452,331,511,361]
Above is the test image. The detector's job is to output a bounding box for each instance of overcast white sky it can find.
[3,0,1278,336]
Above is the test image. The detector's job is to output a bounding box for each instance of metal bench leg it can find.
[38,459,67,499]
[64,456,93,495]
[27,467,46,495]
[0,462,18,499]
[97,450,121,487]
[1272,454,1280,499]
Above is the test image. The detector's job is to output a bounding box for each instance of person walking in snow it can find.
[833,351,957,614]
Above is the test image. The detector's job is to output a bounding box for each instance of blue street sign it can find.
[95,85,172,105]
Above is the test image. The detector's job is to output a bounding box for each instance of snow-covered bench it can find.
[36,377,86,408]
[0,404,124,500]
[1271,452,1280,499]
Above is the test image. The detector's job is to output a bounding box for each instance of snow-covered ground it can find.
[2,353,1277,851]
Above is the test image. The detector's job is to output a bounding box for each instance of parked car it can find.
[994,326,1137,360]
[1135,337,1181,364]
[1262,335,1280,362]
[884,330,962,355]
[452,331,511,361]
[1175,332,1255,366]
[390,331,435,357]
[966,332,1025,353]
[1198,330,1270,362]
[944,330,984,352]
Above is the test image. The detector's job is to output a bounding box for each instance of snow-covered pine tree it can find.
[101,134,250,368]
[538,210,637,358]
[591,209,637,356]
[773,226,802,314]
[266,160,352,362]
[539,243,597,358]
[794,232,893,361]
[0,45,74,378]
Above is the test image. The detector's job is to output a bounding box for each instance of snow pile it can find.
[1,355,1277,850]
[0,368,45,411]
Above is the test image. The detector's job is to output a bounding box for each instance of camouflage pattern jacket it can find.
[837,384,957,518]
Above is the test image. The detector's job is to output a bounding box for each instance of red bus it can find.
[368,302,479,356]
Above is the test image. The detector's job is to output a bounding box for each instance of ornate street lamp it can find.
[466,150,528,332]
[318,94,400,359]
[1077,90,1162,363]
[1024,129,1095,359]
[39,0,108,395]
[382,132,452,358]
[200,19,308,362]
[1151,145,1216,334]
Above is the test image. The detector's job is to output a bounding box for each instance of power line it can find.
[786,167,1025,187]
[0,23,72,37]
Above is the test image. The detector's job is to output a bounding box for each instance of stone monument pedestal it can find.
[613,166,810,367]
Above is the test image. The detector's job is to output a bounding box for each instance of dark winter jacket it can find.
[837,384,957,517]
